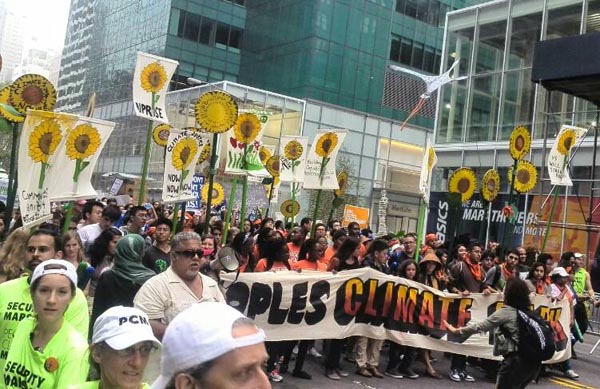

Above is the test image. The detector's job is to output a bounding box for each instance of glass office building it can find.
[434,0,600,256]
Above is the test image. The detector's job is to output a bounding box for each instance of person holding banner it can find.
[355,239,389,378]
[444,277,541,389]
[325,237,361,380]
[447,242,494,382]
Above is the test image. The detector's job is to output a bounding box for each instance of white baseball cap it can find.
[151,302,265,389]
[92,306,160,350]
[550,267,569,277]
[574,252,584,259]
[31,259,77,286]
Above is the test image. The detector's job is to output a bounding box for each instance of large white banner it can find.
[133,52,178,124]
[303,130,346,190]
[48,116,115,201]
[225,112,270,176]
[547,125,587,186]
[279,135,308,183]
[222,268,571,363]
[419,139,437,202]
[162,129,207,204]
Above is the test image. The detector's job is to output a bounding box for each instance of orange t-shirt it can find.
[254,258,289,272]
[320,246,336,266]
[287,242,302,264]
[292,260,327,271]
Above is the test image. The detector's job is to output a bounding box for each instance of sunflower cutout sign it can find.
[547,125,587,186]
[47,114,114,201]
[152,123,172,147]
[201,182,225,207]
[481,169,500,202]
[304,130,346,189]
[448,167,477,203]
[418,139,437,202]
[162,128,206,204]
[508,126,531,160]
[0,85,24,123]
[133,52,178,124]
[281,199,300,218]
[507,161,538,193]
[225,111,271,176]
[279,136,308,183]
[9,74,57,115]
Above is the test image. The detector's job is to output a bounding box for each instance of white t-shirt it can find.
[77,223,103,247]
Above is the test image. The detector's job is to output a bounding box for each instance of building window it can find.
[396,0,451,27]
[389,34,441,74]
[173,10,242,51]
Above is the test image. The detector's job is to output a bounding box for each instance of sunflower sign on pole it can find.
[280,135,308,223]
[133,52,178,206]
[194,90,239,234]
[47,115,115,201]
[539,125,586,252]
[447,167,477,248]
[304,130,346,236]
[0,74,53,227]
[501,126,534,254]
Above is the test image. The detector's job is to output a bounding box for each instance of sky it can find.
[3,0,71,51]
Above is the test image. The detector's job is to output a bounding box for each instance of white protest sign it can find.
[547,125,587,186]
[303,130,346,190]
[133,52,178,124]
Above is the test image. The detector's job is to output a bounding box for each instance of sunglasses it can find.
[112,343,157,358]
[175,249,204,259]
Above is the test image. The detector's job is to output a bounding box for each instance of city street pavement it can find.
[275,336,600,389]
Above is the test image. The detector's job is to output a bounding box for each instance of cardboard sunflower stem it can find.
[500,158,519,257]
[541,154,567,252]
[222,177,238,244]
[203,133,219,235]
[239,145,250,223]
[415,198,427,257]
[5,121,20,229]
[138,92,156,206]
[311,188,322,238]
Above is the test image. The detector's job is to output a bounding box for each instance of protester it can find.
[325,237,361,380]
[126,206,150,235]
[525,261,551,295]
[386,260,420,379]
[150,302,269,388]
[88,227,123,301]
[142,218,173,274]
[300,217,312,237]
[134,232,224,340]
[91,234,156,331]
[321,229,346,267]
[0,229,89,371]
[3,260,89,387]
[486,248,519,292]
[571,252,599,334]
[355,239,388,378]
[549,267,578,379]
[78,204,122,248]
[0,227,29,283]
[417,251,444,378]
[62,231,85,268]
[72,306,160,389]
[447,241,493,382]
[287,226,305,265]
[444,277,541,388]
[230,233,256,272]
[80,200,105,228]
[292,239,326,271]
[516,246,530,272]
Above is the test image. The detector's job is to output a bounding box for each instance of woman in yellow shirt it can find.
[3,259,89,388]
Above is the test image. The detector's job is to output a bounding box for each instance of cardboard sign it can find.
[342,204,370,229]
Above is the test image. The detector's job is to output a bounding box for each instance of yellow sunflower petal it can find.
[259,146,272,166]
[284,140,304,161]
[508,126,531,160]
[481,169,500,202]
[233,113,261,144]
[557,129,576,155]
[448,167,477,203]
[266,155,280,177]
[334,171,348,197]
[28,119,62,164]
[195,91,238,134]
[171,137,198,171]
[9,74,56,114]
[140,62,167,93]
[196,143,211,165]
[511,160,537,193]
[66,124,101,160]
[201,182,225,206]
[280,199,300,217]
[152,124,171,147]
[315,132,339,158]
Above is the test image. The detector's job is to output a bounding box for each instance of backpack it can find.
[516,309,556,361]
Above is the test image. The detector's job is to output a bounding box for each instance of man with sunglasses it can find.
[134,232,224,340]
[485,248,520,292]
